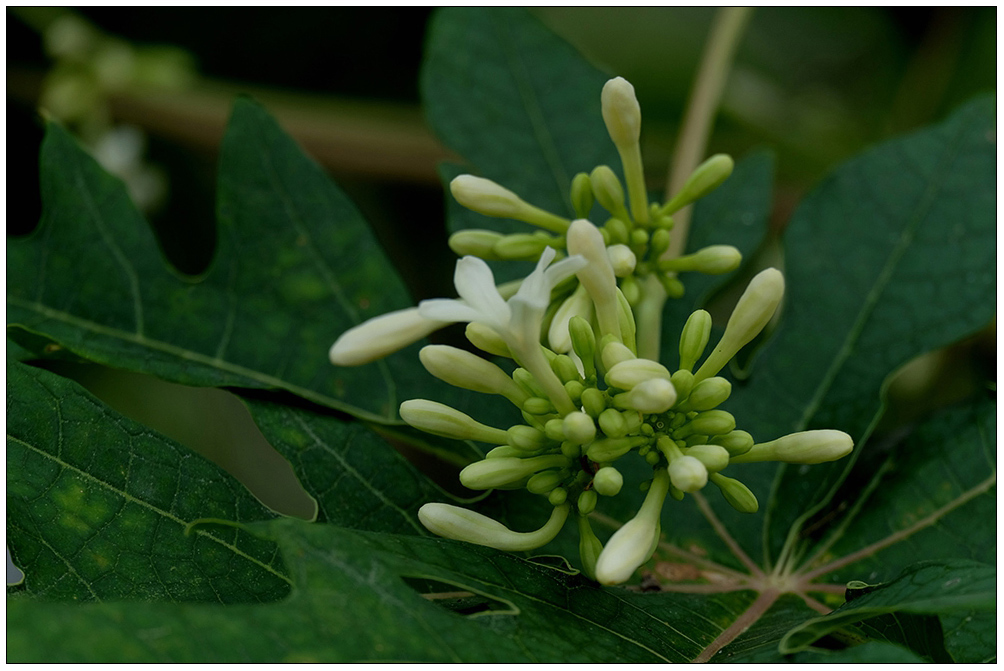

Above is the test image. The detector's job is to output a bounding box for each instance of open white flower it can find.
[419,248,587,415]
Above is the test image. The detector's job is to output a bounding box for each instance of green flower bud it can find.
[709,473,758,513]
[400,399,508,444]
[658,273,686,299]
[729,430,854,465]
[607,244,637,277]
[577,515,604,580]
[563,411,597,446]
[620,274,642,306]
[418,502,569,551]
[420,345,528,406]
[661,154,734,215]
[491,233,554,261]
[630,228,649,249]
[465,322,512,358]
[564,380,585,404]
[622,410,643,434]
[549,487,568,506]
[560,441,581,459]
[586,436,648,462]
[527,470,567,495]
[606,358,672,390]
[669,369,695,401]
[512,367,547,399]
[460,454,569,490]
[710,430,755,456]
[678,309,712,372]
[695,268,784,382]
[507,424,550,452]
[447,229,504,259]
[590,165,631,223]
[615,288,638,354]
[613,378,677,414]
[548,285,594,354]
[668,455,708,493]
[581,387,608,418]
[552,354,582,384]
[685,376,732,411]
[649,228,671,258]
[544,418,566,442]
[568,316,597,375]
[593,466,624,496]
[601,340,636,370]
[605,218,629,245]
[577,489,598,516]
[598,407,629,439]
[571,172,595,219]
[677,409,736,439]
[450,174,570,233]
[683,444,730,473]
[659,245,742,275]
[522,397,555,415]
[601,77,648,224]
[486,445,523,459]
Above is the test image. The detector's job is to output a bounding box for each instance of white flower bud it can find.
[594,468,668,585]
[549,285,594,354]
[418,502,569,551]
[692,245,742,274]
[329,307,447,366]
[601,76,642,148]
[729,430,854,465]
[613,378,677,414]
[450,175,569,233]
[668,455,708,493]
[710,430,754,456]
[563,411,597,446]
[662,154,734,215]
[684,444,730,473]
[448,229,504,259]
[605,358,672,391]
[694,268,784,382]
[399,399,508,444]
[465,322,512,358]
[607,244,637,278]
[460,454,569,490]
[420,345,528,406]
[593,466,624,496]
[567,219,622,341]
[600,339,636,370]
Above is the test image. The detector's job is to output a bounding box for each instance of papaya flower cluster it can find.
[330,216,853,585]
[328,75,740,367]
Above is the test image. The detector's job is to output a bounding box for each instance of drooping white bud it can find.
[729,430,853,465]
[399,399,508,444]
[418,502,569,551]
[420,345,528,406]
[594,468,668,585]
[694,268,784,382]
[329,307,447,366]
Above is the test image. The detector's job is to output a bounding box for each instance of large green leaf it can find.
[6,100,458,424]
[779,560,995,655]
[6,359,290,603]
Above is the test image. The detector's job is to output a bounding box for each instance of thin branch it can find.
[693,492,765,577]
[691,588,780,663]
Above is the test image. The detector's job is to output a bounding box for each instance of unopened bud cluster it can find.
[447,76,741,312]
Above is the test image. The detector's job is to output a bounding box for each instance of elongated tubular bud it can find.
[729,430,854,465]
[600,77,648,224]
[571,172,594,219]
[586,435,649,462]
[606,359,672,390]
[460,454,569,490]
[678,309,712,372]
[506,425,550,452]
[329,307,448,366]
[659,245,742,275]
[613,378,677,414]
[448,229,504,259]
[694,268,784,383]
[549,284,594,354]
[683,444,730,473]
[420,345,528,406]
[486,445,523,459]
[567,219,622,341]
[684,377,732,411]
[465,322,512,358]
[709,430,754,456]
[493,233,559,261]
[709,473,758,513]
[593,466,624,496]
[450,174,570,233]
[607,244,637,277]
[400,399,508,444]
[419,502,569,551]
[594,468,669,585]
[660,154,734,215]
[527,470,567,495]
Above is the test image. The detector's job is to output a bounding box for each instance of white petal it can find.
[417,298,482,324]
[454,256,510,326]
